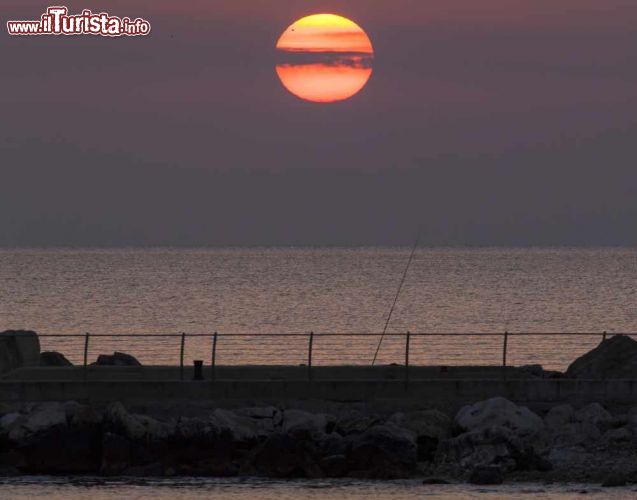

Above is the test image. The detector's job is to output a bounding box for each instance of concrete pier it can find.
[2,365,637,413]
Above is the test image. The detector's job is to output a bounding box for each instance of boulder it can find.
[602,472,628,487]
[40,351,72,367]
[93,352,142,366]
[0,330,40,374]
[469,465,504,485]
[0,413,22,437]
[17,425,101,474]
[566,335,637,379]
[320,454,349,478]
[574,403,612,427]
[544,404,574,428]
[437,426,521,471]
[64,402,103,428]
[348,423,417,478]
[210,408,265,442]
[8,402,67,442]
[388,410,452,461]
[281,409,334,436]
[249,432,321,478]
[601,427,632,444]
[175,417,216,442]
[101,432,132,475]
[335,412,380,436]
[542,422,601,449]
[456,397,543,437]
[388,410,452,441]
[104,402,172,442]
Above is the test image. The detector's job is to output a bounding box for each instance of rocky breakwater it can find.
[1,397,637,485]
[0,401,451,479]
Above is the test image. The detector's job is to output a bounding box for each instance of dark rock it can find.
[348,423,417,478]
[17,426,101,474]
[124,462,163,477]
[249,432,320,478]
[93,352,142,366]
[469,465,504,485]
[0,466,21,477]
[437,425,521,471]
[335,413,380,436]
[388,410,452,461]
[602,472,627,487]
[566,335,637,379]
[320,454,349,478]
[101,432,132,475]
[40,351,72,367]
[422,477,451,484]
[456,397,544,437]
[0,330,40,374]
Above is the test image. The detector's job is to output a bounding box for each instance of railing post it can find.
[603,331,607,342]
[502,331,509,380]
[180,332,185,381]
[308,331,314,382]
[405,331,411,387]
[83,332,90,382]
[211,331,218,381]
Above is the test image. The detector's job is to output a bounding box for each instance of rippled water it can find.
[0,478,635,500]
[1,248,635,369]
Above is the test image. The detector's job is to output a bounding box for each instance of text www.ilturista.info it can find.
[7,6,151,37]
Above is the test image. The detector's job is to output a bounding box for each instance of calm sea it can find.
[1,248,635,370]
[0,478,635,499]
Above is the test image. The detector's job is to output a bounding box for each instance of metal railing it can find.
[18,330,634,381]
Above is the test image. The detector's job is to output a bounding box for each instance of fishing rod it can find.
[371,230,422,366]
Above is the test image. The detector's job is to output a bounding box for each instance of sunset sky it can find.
[2,0,637,246]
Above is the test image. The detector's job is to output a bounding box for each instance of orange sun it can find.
[275,14,374,103]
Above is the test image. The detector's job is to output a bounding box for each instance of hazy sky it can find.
[2,0,636,246]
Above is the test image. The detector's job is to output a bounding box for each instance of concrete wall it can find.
[2,377,637,414]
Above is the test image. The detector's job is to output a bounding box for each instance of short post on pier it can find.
[179,332,186,381]
[83,332,90,382]
[308,331,314,382]
[211,331,218,381]
[502,331,509,380]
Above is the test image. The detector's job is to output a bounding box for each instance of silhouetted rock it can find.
[7,402,67,442]
[101,432,132,475]
[93,352,141,366]
[422,477,451,484]
[544,404,574,428]
[469,465,503,485]
[249,432,321,478]
[320,454,349,478]
[602,472,627,487]
[437,425,521,470]
[39,351,72,367]
[17,425,101,474]
[0,330,40,374]
[388,410,452,461]
[282,409,335,436]
[566,335,637,379]
[456,397,544,437]
[574,403,612,427]
[348,423,417,478]
[104,402,172,442]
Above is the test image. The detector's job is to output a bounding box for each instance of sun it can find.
[275,14,374,103]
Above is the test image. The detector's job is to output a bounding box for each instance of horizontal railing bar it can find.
[28,332,637,338]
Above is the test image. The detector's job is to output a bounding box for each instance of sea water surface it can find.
[1,247,636,369]
[0,478,636,499]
